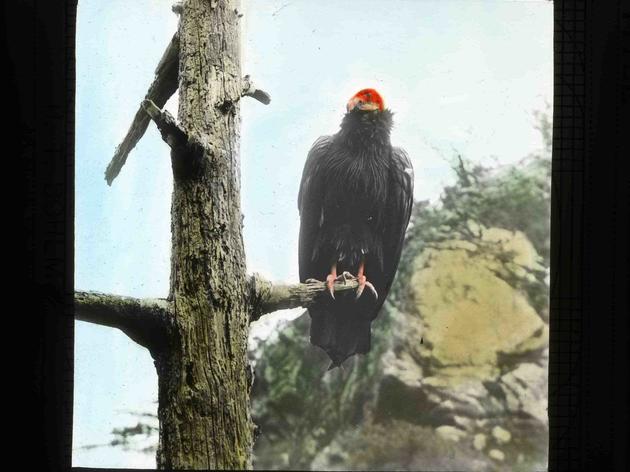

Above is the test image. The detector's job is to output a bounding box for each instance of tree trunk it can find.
[155,0,252,468]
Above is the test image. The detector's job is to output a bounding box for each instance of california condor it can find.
[298,88,414,368]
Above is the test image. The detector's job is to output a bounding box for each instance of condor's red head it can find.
[346,88,385,112]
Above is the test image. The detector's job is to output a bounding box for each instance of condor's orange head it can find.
[346,88,385,112]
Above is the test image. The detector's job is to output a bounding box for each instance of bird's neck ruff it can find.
[337,109,393,150]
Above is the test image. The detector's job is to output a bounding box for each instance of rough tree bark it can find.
[74,1,344,468]
[155,1,252,468]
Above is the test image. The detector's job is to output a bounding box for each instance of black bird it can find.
[298,88,414,368]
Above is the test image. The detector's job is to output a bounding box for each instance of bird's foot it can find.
[324,272,356,299]
[337,271,356,284]
[355,274,378,300]
[306,272,358,300]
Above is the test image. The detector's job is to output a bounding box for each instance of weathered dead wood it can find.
[241,75,271,105]
[89,1,274,468]
[105,32,180,185]
[104,32,270,186]
[154,1,254,468]
[74,291,173,352]
[141,99,188,149]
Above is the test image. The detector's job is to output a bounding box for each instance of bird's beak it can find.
[346,97,380,112]
[357,101,380,111]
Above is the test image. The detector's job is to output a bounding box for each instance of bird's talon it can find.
[365,281,378,299]
[355,275,378,301]
[326,273,337,299]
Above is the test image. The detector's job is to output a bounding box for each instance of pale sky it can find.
[74,0,552,467]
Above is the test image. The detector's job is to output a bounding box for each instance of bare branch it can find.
[105,32,180,185]
[103,33,268,185]
[248,273,359,322]
[75,291,173,352]
[241,75,271,105]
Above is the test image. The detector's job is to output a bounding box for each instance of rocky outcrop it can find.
[251,223,549,471]
[370,228,548,471]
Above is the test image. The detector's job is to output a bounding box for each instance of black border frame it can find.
[549,1,629,470]
[10,0,628,470]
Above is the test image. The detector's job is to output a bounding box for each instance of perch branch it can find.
[248,273,359,322]
[74,291,173,352]
[105,32,180,185]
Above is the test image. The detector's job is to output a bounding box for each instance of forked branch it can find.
[142,99,189,149]
[104,29,270,185]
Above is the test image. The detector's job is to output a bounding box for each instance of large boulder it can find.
[367,228,548,471]
[406,228,547,371]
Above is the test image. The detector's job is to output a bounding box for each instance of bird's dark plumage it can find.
[298,90,414,367]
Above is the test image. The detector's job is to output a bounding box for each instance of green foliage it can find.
[251,312,394,470]
[446,154,550,262]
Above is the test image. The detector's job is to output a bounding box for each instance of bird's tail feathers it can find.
[309,298,372,367]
